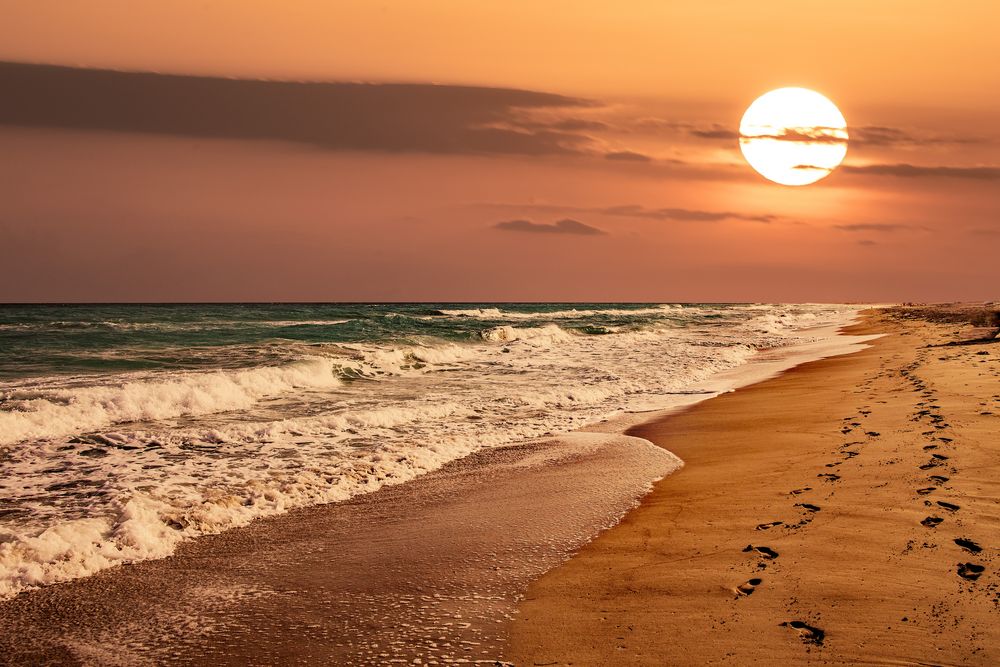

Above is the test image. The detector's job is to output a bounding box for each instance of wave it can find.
[0,358,342,446]
[434,305,680,320]
[479,323,576,343]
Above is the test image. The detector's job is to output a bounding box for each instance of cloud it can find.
[857,239,878,246]
[588,204,778,223]
[840,164,1000,179]
[738,125,976,147]
[493,218,606,235]
[740,126,847,144]
[483,202,782,224]
[0,60,598,156]
[525,117,610,132]
[834,223,926,232]
[689,126,739,140]
[604,150,652,162]
[850,126,984,147]
[671,118,985,148]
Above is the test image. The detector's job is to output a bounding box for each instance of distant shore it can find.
[509,307,999,665]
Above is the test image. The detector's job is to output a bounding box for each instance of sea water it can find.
[0,303,855,597]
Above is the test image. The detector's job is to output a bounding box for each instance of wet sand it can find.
[509,310,1000,665]
[0,432,678,665]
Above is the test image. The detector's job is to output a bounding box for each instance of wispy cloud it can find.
[834,223,927,232]
[493,218,606,235]
[850,126,985,148]
[484,202,782,224]
[604,150,652,162]
[664,118,986,149]
[841,164,1000,179]
[598,204,778,223]
[740,126,847,144]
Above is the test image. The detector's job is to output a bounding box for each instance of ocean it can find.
[0,302,855,598]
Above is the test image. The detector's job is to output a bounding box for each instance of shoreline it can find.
[0,305,856,602]
[508,309,999,664]
[0,313,874,664]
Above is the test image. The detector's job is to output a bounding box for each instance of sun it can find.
[739,87,848,186]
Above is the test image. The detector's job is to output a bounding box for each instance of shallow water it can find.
[0,302,855,597]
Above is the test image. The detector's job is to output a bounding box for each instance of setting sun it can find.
[739,87,848,186]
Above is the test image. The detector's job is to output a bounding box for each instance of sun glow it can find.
[739,87,848,186]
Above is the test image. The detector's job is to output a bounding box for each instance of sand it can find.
[2,308,997,665]
[508,309,1000,665]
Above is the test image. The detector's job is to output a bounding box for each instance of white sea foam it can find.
[0,358,342,446]
[436,305,679,319]
[0,304,860,598]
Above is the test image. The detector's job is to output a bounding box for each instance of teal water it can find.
[0,303,730,379]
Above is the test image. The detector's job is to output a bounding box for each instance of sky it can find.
[0,1,997,302]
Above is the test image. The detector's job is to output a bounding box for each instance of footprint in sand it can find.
[957,562,985,581]
[921,516,944,528]
[936,501,960,512]
[755,521,783,531]
[866,431,881,437]
[929,475,949,485]
[789,487,812,496]
[817,473,840,483]
[735,577,763,597]
[795,503,821,513]
[916,487,936,495]
[955,538,982,554]
[780,621,825,646]
[743,545,779,559]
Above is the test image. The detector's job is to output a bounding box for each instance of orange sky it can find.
[0,2,997,301]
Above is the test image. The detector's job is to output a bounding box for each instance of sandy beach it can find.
[510,308,1000,664]
[1,307,997,665]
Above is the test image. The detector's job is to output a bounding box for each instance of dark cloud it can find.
[740,126,847,144]
[670,118,984,149]
[840,164,1000,179]
[604,150,652,162]
[0,60,597,156]
[493,218,606,235]
[850,126,984,147]
[689,126,739,140]
[545,118,610,132]
[834,223,926,232]
[594,204,778,223]
[633,119,739,141]
[738,125,981,147]
[484,203,781,224]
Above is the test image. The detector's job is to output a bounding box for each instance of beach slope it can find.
[509,309,1000,665]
